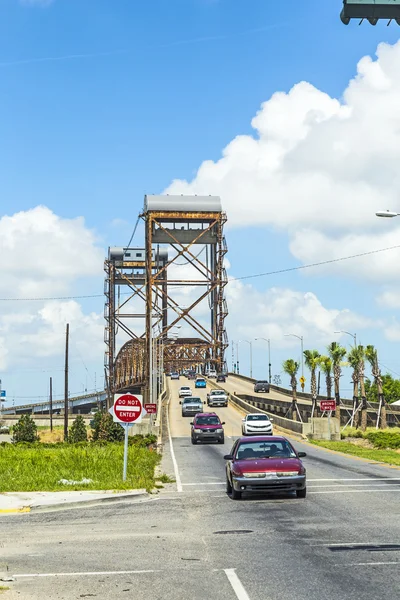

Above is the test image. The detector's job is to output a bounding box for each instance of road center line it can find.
[13,570,159,579]
[167,398,183,493]
[182,482,225,486]
[334,562,400,567]
[309,483,400,488]
[224,569,251,600]
[308,478,400,482]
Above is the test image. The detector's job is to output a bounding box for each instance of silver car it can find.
[180,397,203,417]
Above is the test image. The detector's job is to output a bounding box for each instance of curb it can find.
[0,490,149,515]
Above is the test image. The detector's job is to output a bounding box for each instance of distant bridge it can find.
[1,390,107,416]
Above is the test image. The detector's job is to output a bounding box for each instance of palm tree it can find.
[327,342,347,422]
[303,349,321,418]
[347,346,363,429]
[357,346,368,431]
[365,345,386,429]
[282,359,300,421]
[319,356,333,399]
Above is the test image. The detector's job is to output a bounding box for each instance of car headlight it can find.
[215,428,223,433]
[243,472,266,478]
[193,428,202,433]
[276,471,300,477]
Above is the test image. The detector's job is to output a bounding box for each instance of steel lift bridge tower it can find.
[144,195,229,398]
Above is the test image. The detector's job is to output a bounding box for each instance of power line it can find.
[1,242,400,301]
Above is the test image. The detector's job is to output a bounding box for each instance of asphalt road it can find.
[1,377,400,600]
[217,373,312,405]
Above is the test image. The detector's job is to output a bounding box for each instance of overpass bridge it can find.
[1,391,107,416]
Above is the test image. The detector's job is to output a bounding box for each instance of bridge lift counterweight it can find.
[341,0,400,25]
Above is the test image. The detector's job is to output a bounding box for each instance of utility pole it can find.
[50,377,53,432]
[64,323,69,442]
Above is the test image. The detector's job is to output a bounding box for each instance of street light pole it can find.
[255,338,272,383]
[334,331,357,347]
[284,333,304,391]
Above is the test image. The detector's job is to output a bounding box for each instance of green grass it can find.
[0,587,10,594]
[0,443,160,492]
[310,440,400,466]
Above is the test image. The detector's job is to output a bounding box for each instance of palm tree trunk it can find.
[292,380,297,421]
[334,367,341,424]
[360,377,368,431]
[377,375,387,429]
[352,376,360,428]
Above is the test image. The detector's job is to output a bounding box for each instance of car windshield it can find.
[212,391,224,395]
[247,415,270,422]
[256,381,268,385]
[183,397,201,404]
[181,387,190,390]
[236,440,296,459]
[196,379,205,382]
[195,416,220,425]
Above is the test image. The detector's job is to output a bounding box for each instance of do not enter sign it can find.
[114,394,143,424]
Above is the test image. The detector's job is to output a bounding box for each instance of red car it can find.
[224,435,307,500]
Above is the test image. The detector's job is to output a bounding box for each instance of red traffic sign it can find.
[114,394,143,423]
[320,400,336,412]
[144,403,157,414]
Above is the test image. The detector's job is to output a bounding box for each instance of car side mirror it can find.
[179,401,181,404]
[270,418,274,422]
[223,454,233,460]
[190,422,194,425]
[298,452,307,458]
[221,422,225,425]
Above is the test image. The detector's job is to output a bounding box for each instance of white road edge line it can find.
[182,482,225,486]
[14,570,159,578]
[309,489,400,495]
[166,397,183,493]
[308,478,400,482]
[334,562,400,567]
[224,568,251,600]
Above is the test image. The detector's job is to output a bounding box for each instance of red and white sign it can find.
[320,400,336,412]
[113,394,143,424]
[144,403,157,414]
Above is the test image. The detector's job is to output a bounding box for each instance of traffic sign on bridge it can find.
[113,394,143,424]
[144,403,157,414]
[320,400,336,412]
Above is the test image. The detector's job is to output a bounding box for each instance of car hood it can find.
[234,458,302,472]
[245,420,271,425]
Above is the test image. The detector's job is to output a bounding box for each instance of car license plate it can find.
[265,472,277,478]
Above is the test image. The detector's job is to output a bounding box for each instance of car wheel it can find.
[218,436,224,444]
[191,437,197,445]
[297,487,307,498]
[231,487,242,500]
[226,475,232,494]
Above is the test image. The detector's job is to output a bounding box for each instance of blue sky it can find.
[2,0,400,404]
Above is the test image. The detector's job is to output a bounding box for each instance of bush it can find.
[12,414,39,443]
[366,431,400,450]
[69,415,88,443]
[96,413,125,443]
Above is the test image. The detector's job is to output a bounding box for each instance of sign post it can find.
[113,394,143,481]
[320,400,336,441]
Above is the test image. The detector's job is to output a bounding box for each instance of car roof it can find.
[237,435,287,443]
[195,412,218,417]
[246,413,271,418]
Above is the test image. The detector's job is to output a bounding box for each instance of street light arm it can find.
[376,211,400,218]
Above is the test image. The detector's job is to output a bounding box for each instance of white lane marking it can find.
[14,570,159,578]
[308,478,400,482]
[166,398,183,493]
[312,542,400,547]
[309,489,400,495]
[182,482,225,486]
[224,569,251,600]
[309,483,400,488]
[334,562,400,567]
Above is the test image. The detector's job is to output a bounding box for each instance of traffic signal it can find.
[341,1,400,25]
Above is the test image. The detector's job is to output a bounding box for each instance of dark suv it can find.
[254,380,270,393]
[190,413,225,445]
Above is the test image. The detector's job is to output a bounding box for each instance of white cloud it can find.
[225,280,375,347]
[0,206,104,371]
[164,40,400,282]
[0,206,103,297]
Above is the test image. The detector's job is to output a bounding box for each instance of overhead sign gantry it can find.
[341,0,400,25]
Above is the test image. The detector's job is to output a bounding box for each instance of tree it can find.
[319,356,333,399]
[365,345,386,429]
[282,359,300,421]
[69,415,88,443]
[303,349,321,418]
[347,346,364,429]
[97,413,125,442]
[12,414,39,443]
[327,342,347,422]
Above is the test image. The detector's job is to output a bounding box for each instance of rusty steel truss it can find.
[104,195,228,403]
[144,196,229,393]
